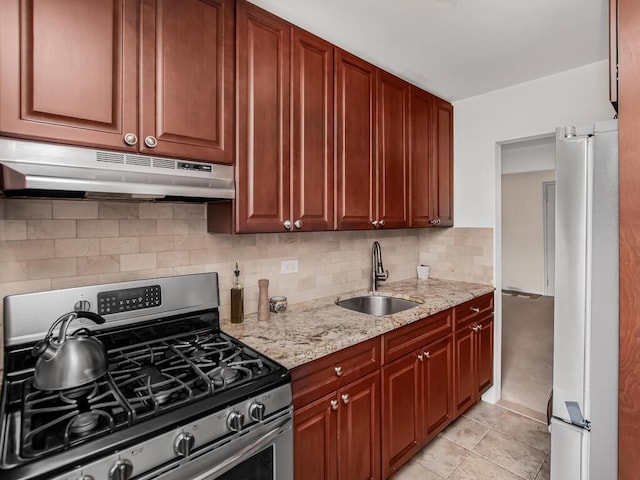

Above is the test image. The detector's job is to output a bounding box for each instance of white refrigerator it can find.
[550,120,618,479]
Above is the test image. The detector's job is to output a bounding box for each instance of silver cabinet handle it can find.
[123,133,138,146]
[341,394,350,404]
[334,366,343,377]
[372,220,379,228]
[429,219,437,225]
[434,219,441,225]
[471,306,480,313]
[294,219,302,229]
[424,351,430,359]
[379,219,385,227]
[331,399,339,410]
[144,135,158,148]
[417,353,424,362]
[473,325,481,332]
[283,220,292,230]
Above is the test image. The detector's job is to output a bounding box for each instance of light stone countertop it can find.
[220,277,495,370]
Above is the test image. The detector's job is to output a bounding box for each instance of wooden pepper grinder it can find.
[258,279,270,321]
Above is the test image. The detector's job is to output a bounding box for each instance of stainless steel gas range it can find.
[0,273,293,480]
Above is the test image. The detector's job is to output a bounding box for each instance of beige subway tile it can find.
[189,248,220,265]
[3,199,52,219]
[140,236,175,253]
[139,203,174,219]
[0,240,54,261]
[0,279,52,301]
[52,200,99,219]
[157,251,191,268]
[187,219,207,234]
[0,261,29,283]
[27,220,76,239]
[51,275,100,289]
[157,219,190,235]
[101,237,139,255]
[0,220,27,240]
[77,255,120,275]
[55,238,101,258]
[98,202,139,219]
[26,258,77,279]
[173,204,205,219]
[97,271,143,284]
[174,235,205,250]
[120,253,157,272]
[119,219,157,237]
[77,219,120,238]
[473,255,493,267]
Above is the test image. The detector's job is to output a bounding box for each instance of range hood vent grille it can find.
[96,151,124,164]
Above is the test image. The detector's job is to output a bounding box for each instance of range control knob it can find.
[173,432,195,457]
[249,402,266,422]
[108,459,133,480]
[227,410,245,432]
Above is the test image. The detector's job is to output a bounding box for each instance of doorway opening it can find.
[498,135,555,421]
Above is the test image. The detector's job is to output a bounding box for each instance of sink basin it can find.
[335,295,421,316]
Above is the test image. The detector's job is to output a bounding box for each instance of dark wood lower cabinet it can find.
[476,317,494,396]
[421,335,454,442]
[294,371,380,480]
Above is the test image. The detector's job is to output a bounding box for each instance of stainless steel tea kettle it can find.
[31,311,108,391]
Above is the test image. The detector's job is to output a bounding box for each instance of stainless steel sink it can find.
[335,295,421,316]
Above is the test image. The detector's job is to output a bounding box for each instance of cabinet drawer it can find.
[382,309,452,364]
[454,293,494,330]
[292,337,381,408]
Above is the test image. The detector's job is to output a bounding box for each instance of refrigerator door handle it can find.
[566,401,591,430]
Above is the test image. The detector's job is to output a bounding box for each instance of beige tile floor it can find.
[394,402,550,480]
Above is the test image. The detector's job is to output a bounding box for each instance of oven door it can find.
[147,409,292,480]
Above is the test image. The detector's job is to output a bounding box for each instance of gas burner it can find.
[68,413,99,435]
[60,383,98,403]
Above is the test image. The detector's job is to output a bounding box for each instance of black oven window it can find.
[218,446,274,480]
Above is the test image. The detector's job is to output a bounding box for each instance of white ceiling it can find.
[248,0,609,102]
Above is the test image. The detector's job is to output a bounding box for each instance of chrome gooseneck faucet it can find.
[371,241,389,292]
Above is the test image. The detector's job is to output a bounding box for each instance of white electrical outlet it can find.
[281,259,299,274]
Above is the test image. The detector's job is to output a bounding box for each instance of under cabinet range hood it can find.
[0,138,235,201]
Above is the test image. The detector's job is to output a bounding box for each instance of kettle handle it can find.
[56,311,106,343]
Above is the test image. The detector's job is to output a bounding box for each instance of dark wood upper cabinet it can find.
[377,72,410,228]
[335,50,377,230]
[0,0,138,150]
[0,0,234,164]
[140,0,234,163]
[431,97,454,227]
[235,0,291,233]
[291,28,335,231]
[410,87,433,227]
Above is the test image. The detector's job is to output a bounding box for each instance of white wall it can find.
[501,137,555,174]
[501,170,555,294]
[453,60,615,228]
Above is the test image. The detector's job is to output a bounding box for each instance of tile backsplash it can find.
[0,198,494,371]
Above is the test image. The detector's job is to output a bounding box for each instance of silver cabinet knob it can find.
[471,307,480,313]
[429,219,436,225]
[417,353,424,362]
[249,402,266,422]
[283,219,292,230]
[227,411,245,432]
[372,220,379,228]
[331,399,339,410]
[123,133,138,146]
[144,135,158,148]
[379,219,385,227]
[435,219,441,225]
[173,432,195,457]
[341,394,350,404]
[424,351,430,359]
[108,459,133,480]
[294,219,302,229]
[334,366,343,377]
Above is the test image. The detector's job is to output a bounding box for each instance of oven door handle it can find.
[191,417,290,480]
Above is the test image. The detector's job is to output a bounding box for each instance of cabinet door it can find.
[236,1,291,232]
[291,28,334,231]
[140,0,234,163]
[421,335,454,442]
[431,97,454,227]
[381,353,421,479]
[338,371,380,480]
[377,72,409,228]
[0,0,137,150]
[476,316,494,395]
[409,87,434,227]
[335,50,377,230]
[294,392,338,480]
[454,327,476,416]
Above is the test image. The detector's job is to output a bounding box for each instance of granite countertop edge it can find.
[220,277,495,371]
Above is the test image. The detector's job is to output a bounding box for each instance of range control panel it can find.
[97,285,161,315]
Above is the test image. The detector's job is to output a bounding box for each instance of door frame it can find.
[543,181,556,296]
